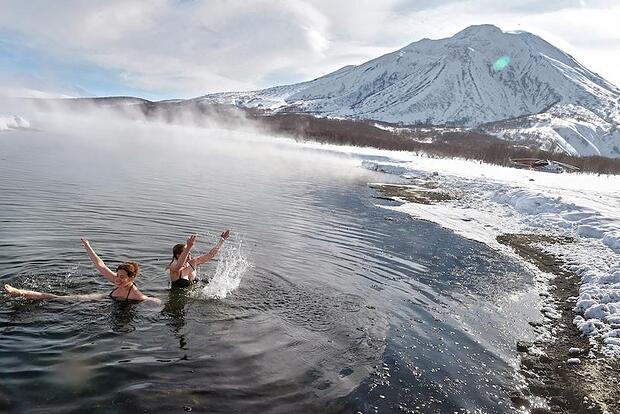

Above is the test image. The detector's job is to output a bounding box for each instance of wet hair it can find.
[168,243,186,267]
[116,262,140,278]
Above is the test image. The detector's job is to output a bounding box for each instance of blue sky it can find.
[1,1,618,100]
[0,32,164,99]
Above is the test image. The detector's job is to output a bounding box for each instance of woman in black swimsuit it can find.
[168,230,230,289]
[3,238,160,303]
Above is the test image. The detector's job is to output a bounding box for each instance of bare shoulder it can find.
[135,288,161,304]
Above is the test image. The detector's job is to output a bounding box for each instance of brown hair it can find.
[116,262,140,278]
[168,243,186,267]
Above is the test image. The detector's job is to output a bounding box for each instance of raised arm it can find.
[191,230,230,266]
[169,234,197,273]
[81,238,116,283]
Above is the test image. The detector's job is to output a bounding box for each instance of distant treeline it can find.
[252,112,620,175]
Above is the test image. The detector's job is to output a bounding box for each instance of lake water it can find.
[0,117,539,413]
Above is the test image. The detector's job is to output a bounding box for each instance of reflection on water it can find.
[0,121,538,413]
[109,301,139,333]
[162,290,189,350]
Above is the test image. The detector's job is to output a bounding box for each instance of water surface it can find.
[0,121,539,413]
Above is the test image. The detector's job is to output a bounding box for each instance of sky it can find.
[0,0,619,101]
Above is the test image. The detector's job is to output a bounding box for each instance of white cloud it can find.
[0,0,618,97]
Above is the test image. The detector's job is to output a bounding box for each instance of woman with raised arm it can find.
[3,238,160,303]
[167,230,231,289]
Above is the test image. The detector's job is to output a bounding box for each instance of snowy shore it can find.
[0,115,30,131]
[360,154,620,357]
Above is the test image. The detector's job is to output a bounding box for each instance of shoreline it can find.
[371,183,619,413]
[498,234,619,414]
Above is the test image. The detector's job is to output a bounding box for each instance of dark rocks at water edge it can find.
[516,341,532,353]
[498,233,620,413]
[509,391,530,409]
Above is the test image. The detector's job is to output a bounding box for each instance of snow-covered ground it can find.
[485,105,620,158]
[350,151,620,357]
[0,115,30,131]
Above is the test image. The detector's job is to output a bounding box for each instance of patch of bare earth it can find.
[369,181,456,205]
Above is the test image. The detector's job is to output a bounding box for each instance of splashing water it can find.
[195,239,251,299]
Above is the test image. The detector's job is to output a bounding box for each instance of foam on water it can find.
[195,240,251,300]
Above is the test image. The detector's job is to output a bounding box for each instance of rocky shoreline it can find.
[498,234,619,414]
[370,183,620,414]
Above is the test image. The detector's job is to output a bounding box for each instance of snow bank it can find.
[360,155,620,357]
[0,115,30,131]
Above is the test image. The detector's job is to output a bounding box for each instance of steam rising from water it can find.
[195,240,251,299]
[0,96,374,183]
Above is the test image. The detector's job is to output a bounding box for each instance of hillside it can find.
[199,25,620,158]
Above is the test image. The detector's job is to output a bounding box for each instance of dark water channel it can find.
[0,124,538,413]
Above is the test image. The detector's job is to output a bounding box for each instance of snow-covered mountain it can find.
[198,25,620,158]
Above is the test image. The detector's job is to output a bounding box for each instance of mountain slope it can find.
[199,24,620,158]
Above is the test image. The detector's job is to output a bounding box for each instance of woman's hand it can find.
[186,234,197,249]
[192,230,231,266]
